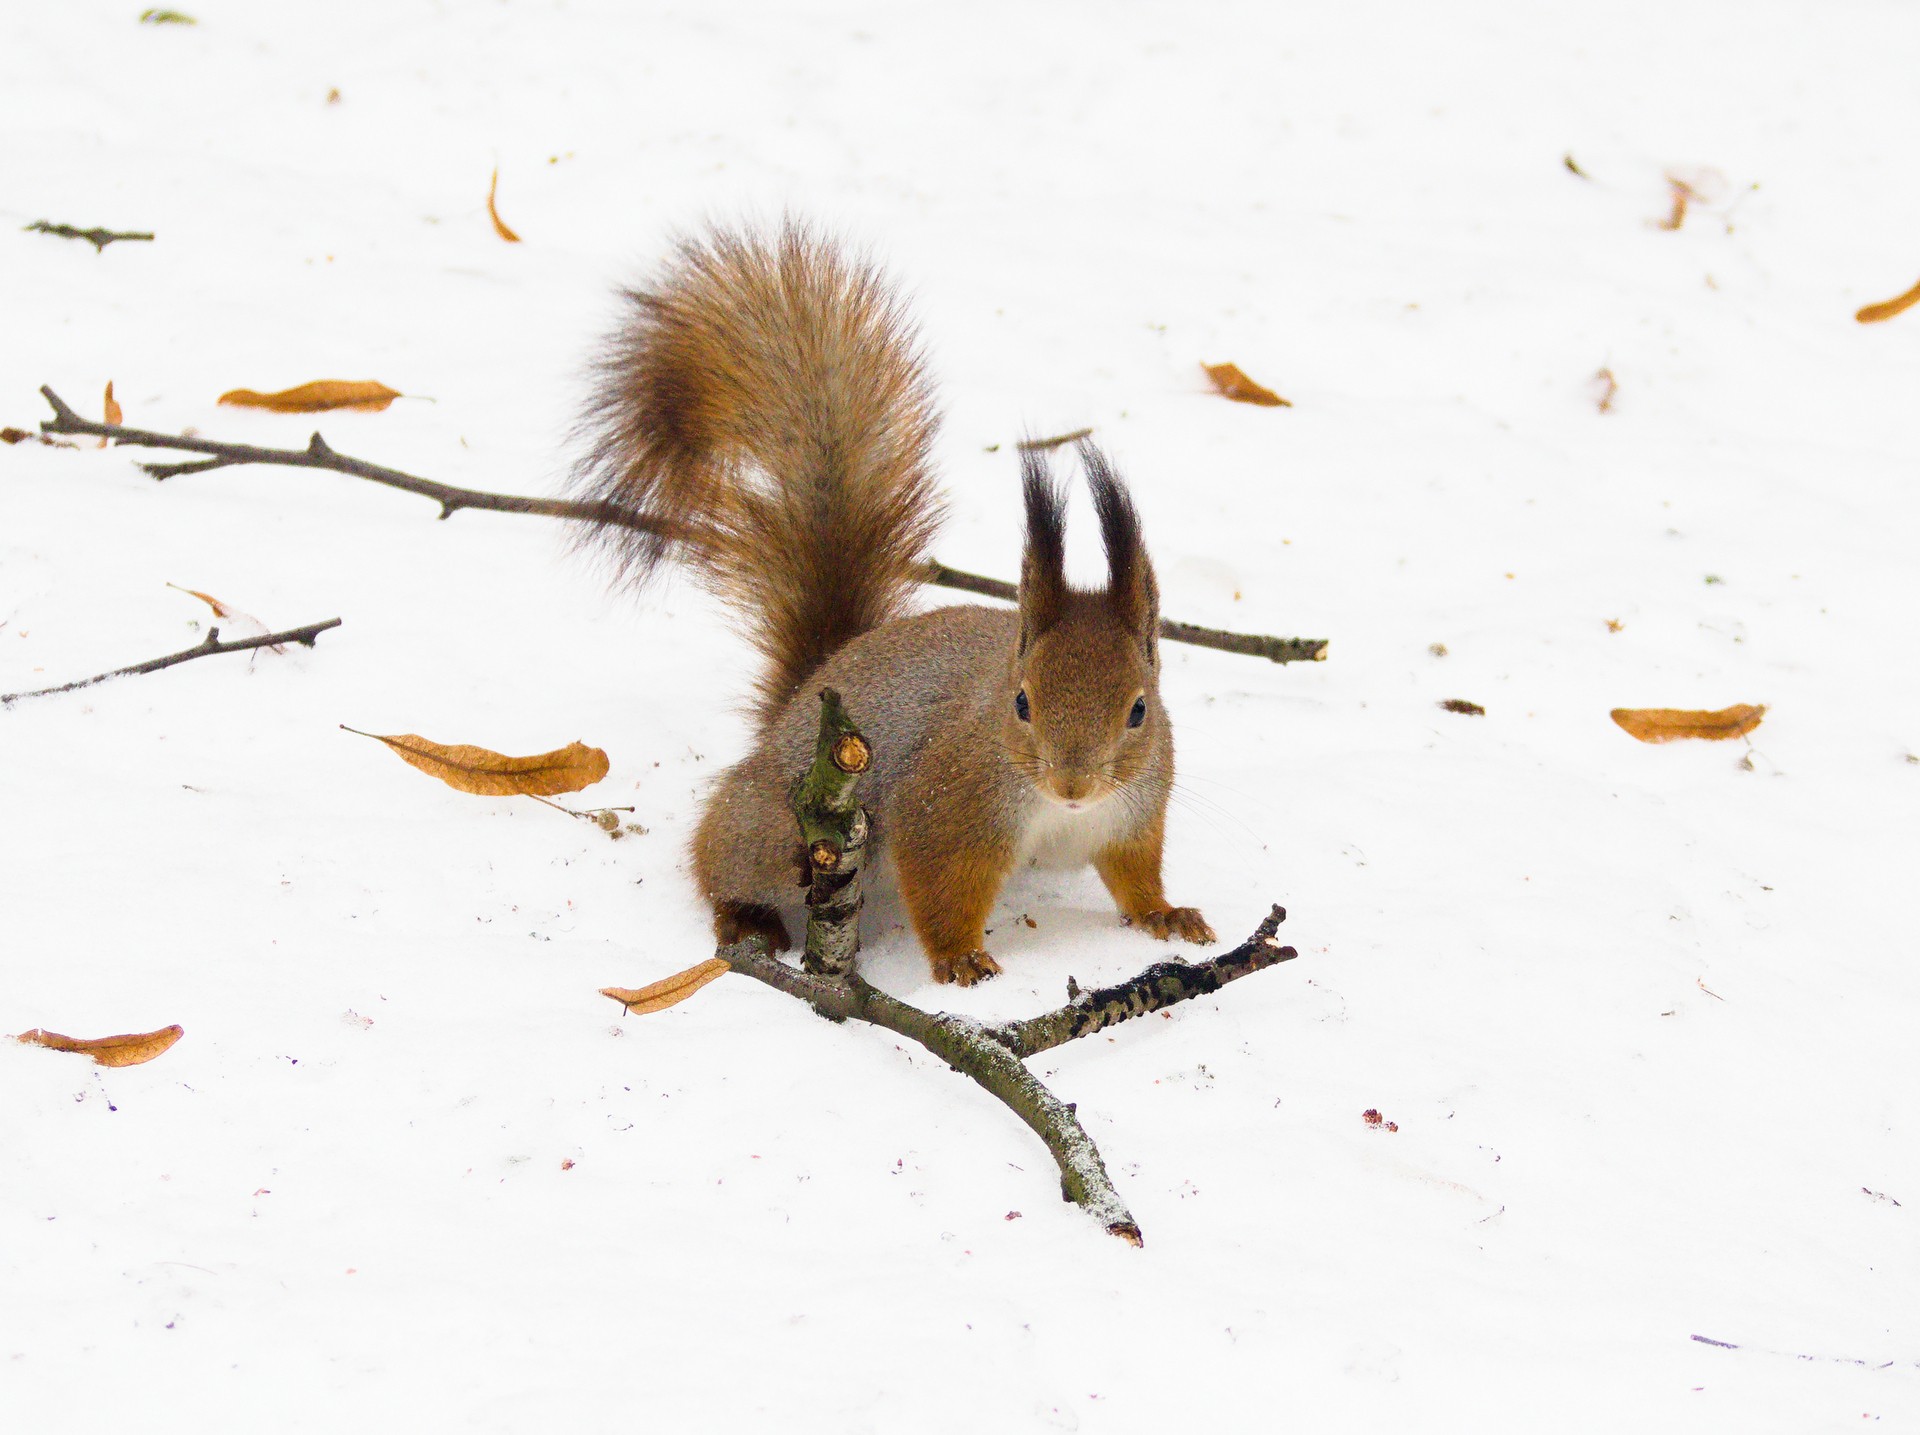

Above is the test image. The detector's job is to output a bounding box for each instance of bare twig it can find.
[987,906,1296,1057]
[918,561,1328,664]
[39,386,1330,665]
[711,933,1143,1243]
[1015,428,1094,452]
[37,385,674,536]
[24,220,155,252]
[1690,1333,1917,1370]
[1,618,342,705]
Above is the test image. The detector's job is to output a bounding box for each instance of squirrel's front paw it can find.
[931,950,1002,987]
[1129,907,1217,944]
[714,901,792,953]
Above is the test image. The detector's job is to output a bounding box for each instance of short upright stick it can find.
[794,687,873,977]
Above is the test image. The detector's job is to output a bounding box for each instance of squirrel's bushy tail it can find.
[574,223,943,724]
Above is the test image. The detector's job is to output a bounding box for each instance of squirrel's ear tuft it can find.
[1083,444,1159,662]
[1018,448,1070,655]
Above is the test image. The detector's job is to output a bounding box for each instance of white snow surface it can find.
[4,2,1917,1429]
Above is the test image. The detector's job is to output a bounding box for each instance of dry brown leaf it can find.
[219,380,402,414]
[343,727,610,796]
[601,958,731,1015]
[166,581,240,619]
[1610,703,1766,743]
[100,380,122,448]
[1202,362,1291,408]
[1856,278,1920,324]
[487,168,522,244]
[17,1024,184,1067]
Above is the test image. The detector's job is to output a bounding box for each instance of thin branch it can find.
[40,387,1328,664]
[711,934,1141,1243]
[988,905,1297,1057]
[25,220,154,252]
[1690,1332,1916,1370]
[1,617,342,705]
[37,386,680,538]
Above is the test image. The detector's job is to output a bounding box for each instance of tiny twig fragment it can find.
[24,220,155,252]
[1016,428,1094,452]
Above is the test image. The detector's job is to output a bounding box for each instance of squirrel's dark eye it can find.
[1015,688,1031,723]
[1128,695,1147,728]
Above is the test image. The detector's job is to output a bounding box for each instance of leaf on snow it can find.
[487,168,521,244]
[344,727,611,796]
[100,380,122,448]
[1610,704,1766,744]
[17,1024,184,1067]
[1856,278,1920,325]
[601,958,732,1016]
[1202,362,1291,408]
[218,380,402,413]
[167,582,282,651]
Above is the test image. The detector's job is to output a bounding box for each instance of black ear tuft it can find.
[1018,447,1070,654]
[1081,443,1159,658]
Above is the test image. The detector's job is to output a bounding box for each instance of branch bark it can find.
[25,220,154,252]
[1,618,342,705]
[39,387,1329,665]
[794,687,872,978]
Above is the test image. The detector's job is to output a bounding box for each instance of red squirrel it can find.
[576,224,1213,984]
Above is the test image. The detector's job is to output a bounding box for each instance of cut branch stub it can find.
[795,688,871,977]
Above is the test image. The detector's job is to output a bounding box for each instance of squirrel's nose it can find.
[1052,770,1095,803]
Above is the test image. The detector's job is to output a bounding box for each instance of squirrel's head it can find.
[1005,444,1164,808]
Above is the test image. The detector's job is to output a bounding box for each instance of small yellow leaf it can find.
[18,1024,184,1067]
[487,168,522,244]
[1610,704,1766,743]
[1856,278,1920,324]
[219,380,402,413]
[601,958,731,1016]
[343,727,610,797]
[1202,362,1291,407]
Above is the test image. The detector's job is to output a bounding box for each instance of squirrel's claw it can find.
[932,950,1003,987]
[1130,907,1216,944]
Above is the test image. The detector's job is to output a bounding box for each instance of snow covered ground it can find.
[4,1,1917,1428]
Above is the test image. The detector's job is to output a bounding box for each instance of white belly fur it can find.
[1014,791,1135,871]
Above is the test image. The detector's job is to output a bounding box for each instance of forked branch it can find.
[39,387,1329,665]
[1,618,342,706]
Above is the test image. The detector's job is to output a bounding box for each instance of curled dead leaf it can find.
[487,168,521,244]
[1856,278,1920,325]
[601,958,731,1016]
[219,380,402,414]
[1202,362,1291,408]
[1611,704,1766,744]
[342,726,610,797]
[17,1024,184,1067]
[101,380,122,448]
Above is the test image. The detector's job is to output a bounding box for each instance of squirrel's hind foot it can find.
[932,950,1002,987]
[715,901,792,953]
[1129,907,1216,944]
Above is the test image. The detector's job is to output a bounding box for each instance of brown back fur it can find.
[574,223,944,724]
